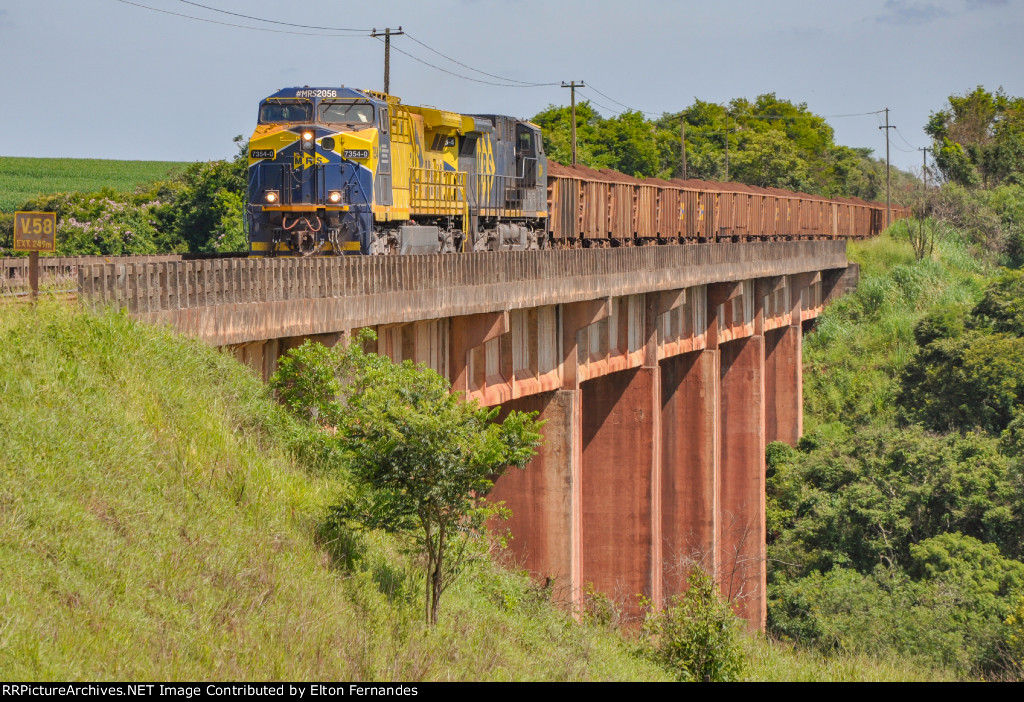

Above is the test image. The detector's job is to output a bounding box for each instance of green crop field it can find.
[0,156,187,212]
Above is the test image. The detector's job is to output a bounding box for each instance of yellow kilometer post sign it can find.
[13,211,56,299]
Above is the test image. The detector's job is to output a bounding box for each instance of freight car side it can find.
[545,162,908,245]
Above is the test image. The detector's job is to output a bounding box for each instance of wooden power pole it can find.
[561,81,585,165]
[919,146,928,192]
[370,26,404,94]
[878,107,895,229]
[681,115,688,180]
[723,111,730,181]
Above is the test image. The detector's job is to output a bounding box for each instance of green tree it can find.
[269,339,343,425]
[971,269,1024,335]
[926,86,1024,188]
[531,101,608,168]
[593,110,661,178]
[171,135,248,252]
[641,567,745,682]
[333,335,543,625]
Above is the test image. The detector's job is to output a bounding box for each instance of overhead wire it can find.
[894,126,920,150]
[582,83,659,116]
[168,1,558,88]
[377,38,553,88]
[176,0,370,32]
[574,90,625,117]
[114,0,363,36]
[402,31,559,87]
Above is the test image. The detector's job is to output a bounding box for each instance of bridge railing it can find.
[1,254,193,297]
[78,241,848,315]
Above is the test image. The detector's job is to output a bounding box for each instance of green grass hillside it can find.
[0,302,669,681]
[0,157,185,212]
[0,302,953,681]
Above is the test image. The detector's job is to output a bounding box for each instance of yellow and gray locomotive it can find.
[246,86,547,256]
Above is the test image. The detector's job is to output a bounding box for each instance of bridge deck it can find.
[78,241,847,346]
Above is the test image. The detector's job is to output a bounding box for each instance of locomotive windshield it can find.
[318,101,375,125]
[259,101,313,124]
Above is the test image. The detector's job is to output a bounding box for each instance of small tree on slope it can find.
[330,334,542,625]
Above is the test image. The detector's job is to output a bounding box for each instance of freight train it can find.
[246,86,905,256]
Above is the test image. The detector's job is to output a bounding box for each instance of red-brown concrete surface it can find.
[580,367,661,615]
[489,390,581,604]
[718,336,767,629]
[660,350,720,597]
[764,325,803,447]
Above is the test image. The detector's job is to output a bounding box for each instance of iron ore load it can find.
[246,87,906,257]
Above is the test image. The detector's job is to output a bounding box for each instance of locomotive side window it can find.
[517,127,535,156]
[317,102,375,125]
[260,101,313,124]
[459,135,478,156]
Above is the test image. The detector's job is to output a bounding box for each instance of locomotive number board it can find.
[14,211,56,252]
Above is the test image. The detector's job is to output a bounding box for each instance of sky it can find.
[0,0,1021,172]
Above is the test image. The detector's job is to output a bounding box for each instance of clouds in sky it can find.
[877,0,1009,25]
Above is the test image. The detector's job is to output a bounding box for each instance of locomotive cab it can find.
[247,87,386,256]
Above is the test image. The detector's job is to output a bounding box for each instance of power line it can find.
[114,0,362,36]
[825,109,887,118]
[575,89,624,116]
[894,125,919,150]
[380,38,553,88]
[178,2,557,88]
[176,0,369,32]
[582,83,659,116]
[403,31,558,87]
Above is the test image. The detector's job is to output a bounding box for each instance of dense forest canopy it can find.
[763,86,1024,679]
[531,93,918,201]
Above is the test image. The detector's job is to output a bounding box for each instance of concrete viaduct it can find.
[77,241,857,628]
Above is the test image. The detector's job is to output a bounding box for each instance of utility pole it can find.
[561,81,584,165]
[878,107,895,229]
[723,111,730,181]
[370,26,404,94]
[680,115,688,180]
[919,146,928,192]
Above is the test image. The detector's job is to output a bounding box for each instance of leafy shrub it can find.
[971,269,1024,335]
[641,567,745,682]
[270,340,344,425]
[1006,596,1024,678]
[770,535,1024,675]
[900,330,1024,433]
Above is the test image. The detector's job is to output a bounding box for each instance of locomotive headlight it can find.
[264,190,279,204]
[301,130,315,149]
[328,190,343,204]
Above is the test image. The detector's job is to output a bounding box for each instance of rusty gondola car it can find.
[545,161,909,246]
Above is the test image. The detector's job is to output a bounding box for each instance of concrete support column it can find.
[764,326,802,446]
[718,336,767,630]
[488,389,582,606]
[660,349,719,597]
[581,365,661,616]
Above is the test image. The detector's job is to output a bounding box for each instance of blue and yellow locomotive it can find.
[246,86,547,256]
